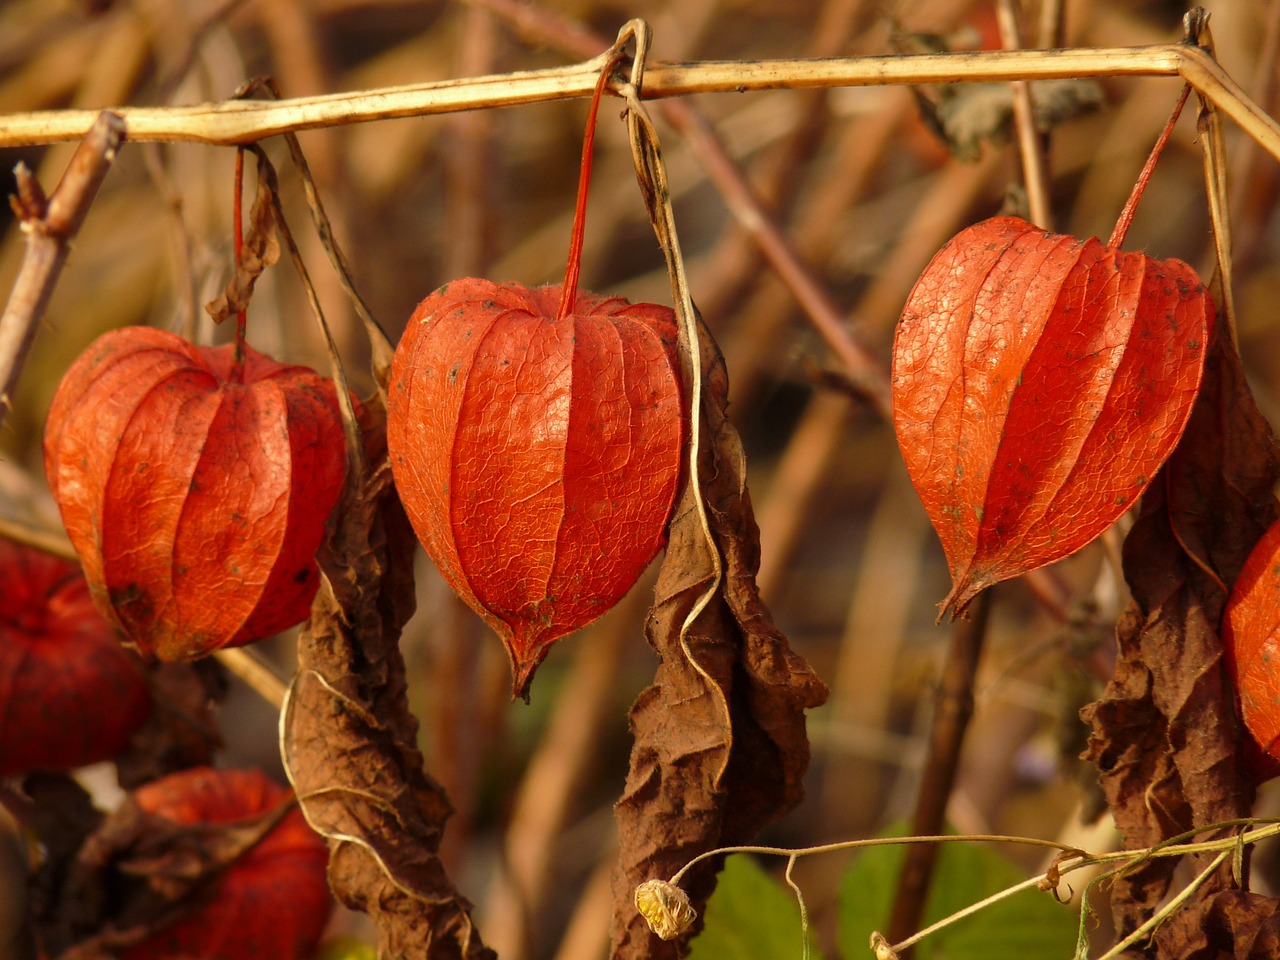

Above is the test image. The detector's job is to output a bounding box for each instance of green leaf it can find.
[688,855,824,960]
[837,827,1078,960]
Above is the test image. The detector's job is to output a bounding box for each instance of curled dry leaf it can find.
[610,316,828,960]
[113,661,227,791]
[0,537,151,776]
[1152,888,1280,960]
[1082,328,1280,943]
[893,216,1211,616]
[204,153,281,326]
[44,326,347,660]
[284,398,495,960]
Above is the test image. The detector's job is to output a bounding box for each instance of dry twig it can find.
[1,46,1276,160]
[0,111,123,429]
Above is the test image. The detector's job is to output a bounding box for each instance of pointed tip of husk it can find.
[508,645,550,704]
[939,575,990,623]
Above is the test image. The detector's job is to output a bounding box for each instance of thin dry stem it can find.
[2,46,1277,164]
[997,0,1052,228]
[886,588,993,947]
[0,515,78,563]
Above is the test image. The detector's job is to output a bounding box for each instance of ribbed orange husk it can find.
[44,326,347,660]
[387,279,683,696]
[893,216,1211,616]
[0,537,151,775]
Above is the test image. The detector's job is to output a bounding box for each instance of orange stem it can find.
[556,55,622,321]
[1109,84,1192,249]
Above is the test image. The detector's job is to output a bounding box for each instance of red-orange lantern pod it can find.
[44,326,347,661]
[385,59,684,698]
[1222,518,1280,767]
[125,766,331,960]
[387,280,683,697]
[893,216,1210,617]
[0,538,151,776]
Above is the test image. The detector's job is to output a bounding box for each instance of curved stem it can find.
[891,873,1048,955]
[656,820,1280,956]
[556,53,623,320]
[1109,84,1191,249]
[667,833,1079,887]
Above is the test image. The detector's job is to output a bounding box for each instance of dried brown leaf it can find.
[282,398,493,960]
[609,318,828,960]
[24,774,103,957]
[204,151,281,325]
[1152,888,1280,959]
[115,662,227,790]
[44,790,287,958]
[929,79,1103,161]
[1082,328,1280,945]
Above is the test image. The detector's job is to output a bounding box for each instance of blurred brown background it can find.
[2,0,1279,957]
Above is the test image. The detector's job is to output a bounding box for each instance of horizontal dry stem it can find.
[1,45,1277,163]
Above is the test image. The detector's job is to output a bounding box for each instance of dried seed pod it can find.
[634,879,696,941]
[0,538,151,776]
[44,326,347,660]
